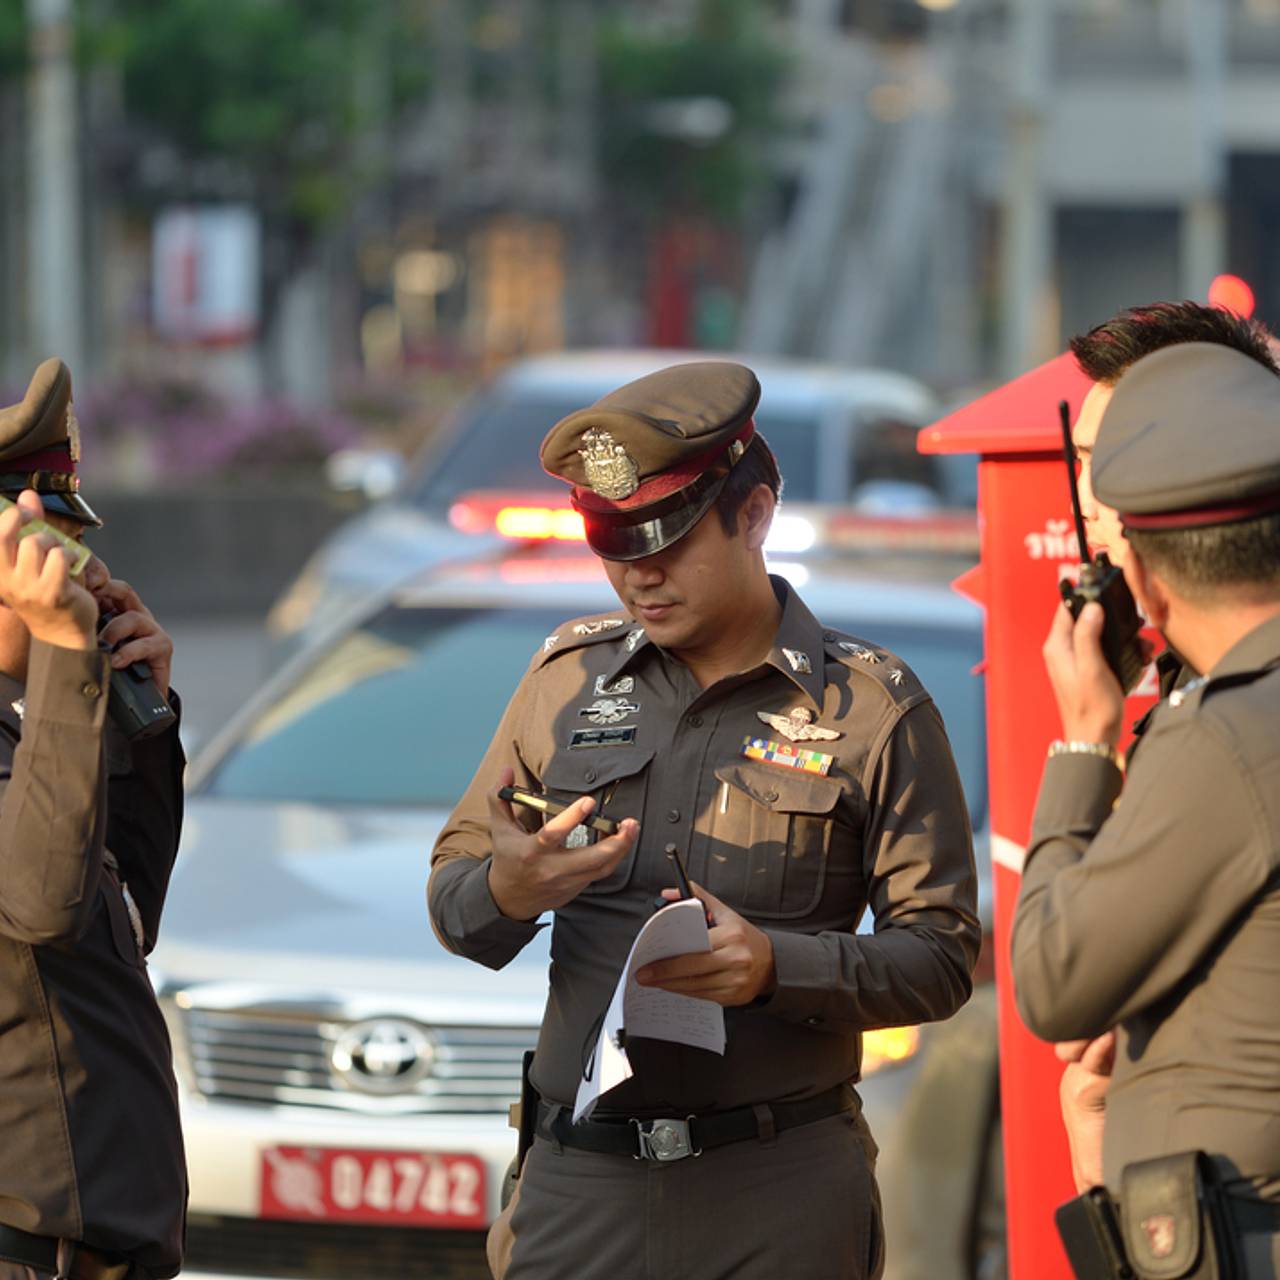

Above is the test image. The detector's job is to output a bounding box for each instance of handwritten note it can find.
[574,897,726,1122]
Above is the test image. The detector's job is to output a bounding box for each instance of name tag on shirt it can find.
[570,726,639,749]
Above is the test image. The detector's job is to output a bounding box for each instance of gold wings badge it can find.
[755,707,841,743]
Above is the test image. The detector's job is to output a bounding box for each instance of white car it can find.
[267,349,975,660]
[158,545,991,1279]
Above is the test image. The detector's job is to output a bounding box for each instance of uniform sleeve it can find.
[764,700,981,1028]
[1011,720,1271,1043]
[104,690,186,952]
[428,668,547,969]
[0,640,111,944]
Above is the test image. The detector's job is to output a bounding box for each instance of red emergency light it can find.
[449,491,587,542]
[1207,273,1256,319]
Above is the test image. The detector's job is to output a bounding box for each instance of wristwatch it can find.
[1047,739,1123,772]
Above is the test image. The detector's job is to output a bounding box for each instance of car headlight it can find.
[861,1025,920,1076]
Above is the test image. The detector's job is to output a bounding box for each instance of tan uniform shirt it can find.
[430,578,979,1114]
[1013,613,1280,1191]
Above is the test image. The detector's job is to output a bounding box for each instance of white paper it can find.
[573,897,726,1121]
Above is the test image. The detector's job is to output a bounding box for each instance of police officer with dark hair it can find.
[1053,301,1280,1193]
[0,361,186,1280]
[430,362,979,1280]
[1012,344,1280,1274]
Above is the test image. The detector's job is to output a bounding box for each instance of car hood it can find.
[151,797,551,1024]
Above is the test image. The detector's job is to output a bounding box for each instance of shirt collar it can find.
[762,575,827,711]
[596,576,828,708]
[1206,610,1280,685]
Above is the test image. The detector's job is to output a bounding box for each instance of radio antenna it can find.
[1059,400,1089,560]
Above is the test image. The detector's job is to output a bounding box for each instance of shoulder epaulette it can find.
[530,612,636,669]
[823,630,927,707]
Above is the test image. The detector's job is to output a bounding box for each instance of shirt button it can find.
[666,809,680,823]
[688,714,703,728]
[81,681,101,699]
[584,768,598,784]
[764,790,779,804]
[805,1015,824,1026]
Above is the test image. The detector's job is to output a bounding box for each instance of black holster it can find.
[1055,1151,1244,1280]
[1119,1151,1242,1280]
[516,1049,537,1172]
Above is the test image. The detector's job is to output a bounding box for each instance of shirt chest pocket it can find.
[705,762,843,920]
[541,748,655,896]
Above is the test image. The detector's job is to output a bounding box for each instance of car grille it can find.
[175,1006,537,1113]
[185,1212,490,1280]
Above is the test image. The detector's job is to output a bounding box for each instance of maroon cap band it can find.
[571,419,755,514]
[1121,488,1280,531]
[2,444,75,474]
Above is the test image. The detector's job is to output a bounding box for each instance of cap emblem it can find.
[66,407,81,463]
[579,428,640,500]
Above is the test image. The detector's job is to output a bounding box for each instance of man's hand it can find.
[0,491,97,651]
[1055,1031,1116,1192]
[635,882,777,1007]
[1042,601,1126,746]
[486,766,640,921]
[93,574,174,697]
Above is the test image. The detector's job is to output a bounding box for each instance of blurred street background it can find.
[2,0,1279,639]
[4,5,1279,1276]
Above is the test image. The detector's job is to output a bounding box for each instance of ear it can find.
[1122,544,1169,631]
[738,484,776,552]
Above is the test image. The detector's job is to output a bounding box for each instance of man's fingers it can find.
[535,794,598,846]
[99,609,150,651]
[1054,1039,1090,1063]
[1078,1031,1117,1075]
[15,489,44,520]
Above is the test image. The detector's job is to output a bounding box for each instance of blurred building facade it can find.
[1,0,1279,409]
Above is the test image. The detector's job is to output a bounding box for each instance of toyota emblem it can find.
[331,1019,435,1095]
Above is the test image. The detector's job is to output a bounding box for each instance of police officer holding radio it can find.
[1012,344,1280,1276]
[429,362,979,1279]
[0,360,186,1279]
[1054,301,1280,1194]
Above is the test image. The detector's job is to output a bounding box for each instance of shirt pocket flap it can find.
[715,761,842,816]
[542,747,657,797]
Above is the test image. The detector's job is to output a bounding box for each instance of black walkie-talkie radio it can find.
[1056,400,1147,694]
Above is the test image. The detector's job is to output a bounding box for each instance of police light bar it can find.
[449,491,586,542]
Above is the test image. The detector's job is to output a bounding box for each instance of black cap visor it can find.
[576,468,729,561]
[0,481,103,528]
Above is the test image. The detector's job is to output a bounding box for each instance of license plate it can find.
[259,1146,487,1227]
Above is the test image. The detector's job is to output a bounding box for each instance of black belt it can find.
[0,1225,139,1279]
[1230,1195,1280,1235]
[537,1084,854,1162]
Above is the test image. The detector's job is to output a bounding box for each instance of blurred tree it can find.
[0,4,26,79]
[596,0,788,223]
[80,0,431,230]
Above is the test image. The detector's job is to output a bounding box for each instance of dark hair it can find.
[1127,513,1280,600]
[1070,301,1279,385]
[714,434,782,535]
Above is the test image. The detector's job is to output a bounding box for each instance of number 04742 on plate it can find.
[259,1146,487,1227]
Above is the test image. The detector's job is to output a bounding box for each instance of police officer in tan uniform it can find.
[429,362,979,1280]
[1012,344,1280,1274]
[1054,301,1279,1193]
[0,361,186,1279]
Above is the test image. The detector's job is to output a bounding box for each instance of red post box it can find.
[919,355,1163,1279]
